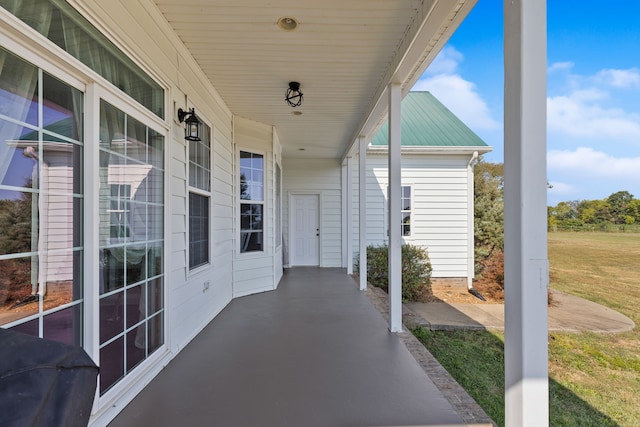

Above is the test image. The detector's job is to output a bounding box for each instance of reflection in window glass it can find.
[239,151,264,252]
[0,49,83,346]
[188,124,211,270]
[401,186,411,236]
[189,193,209,269]
[98,100,164,394]
[43,304,82,346]
[3,0,164,118]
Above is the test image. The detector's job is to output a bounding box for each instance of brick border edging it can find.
[363,285,497,427]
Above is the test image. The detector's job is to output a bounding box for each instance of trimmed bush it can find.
[356,244,433,302]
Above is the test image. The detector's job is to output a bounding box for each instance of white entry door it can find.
[291,194,320,266]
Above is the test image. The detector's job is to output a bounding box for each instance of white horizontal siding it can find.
[58,2,237,423]
[233,117,278,297]
[361,155,472,278]
[283,158,343,267]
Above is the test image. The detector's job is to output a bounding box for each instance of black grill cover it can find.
[0,329,98,427]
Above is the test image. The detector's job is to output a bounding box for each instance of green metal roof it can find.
[370,91,489,148]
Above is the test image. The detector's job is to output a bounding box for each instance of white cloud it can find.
[548,61,574,74]
[413,74,500,131]
[548,181,577,195]
[548,147,640,180]
[595,68,640,88]
[425,46,464,75]
[547,93,640,143]
[413,46,500,132]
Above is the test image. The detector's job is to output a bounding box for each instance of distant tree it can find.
[607,191,634,224]
[548,200,583,229]
[548,191,640,230]
[577,199,612,224]
[626,199,640,223]
[474,158,504,274]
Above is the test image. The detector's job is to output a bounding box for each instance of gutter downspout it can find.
[466,151,479,291]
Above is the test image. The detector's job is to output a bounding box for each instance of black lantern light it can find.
[285,81,303,107]
[178,108,201,141]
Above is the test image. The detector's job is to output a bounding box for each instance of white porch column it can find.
[358,137,367,290]
[346,156,354,274]
[504,1,549,426]
[388,83,402,332]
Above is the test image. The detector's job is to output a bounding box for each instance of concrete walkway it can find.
[405,289,635,333]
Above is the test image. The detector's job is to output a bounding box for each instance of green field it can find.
[413,232,640,426]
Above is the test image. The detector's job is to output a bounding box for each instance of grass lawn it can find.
[413,232,640,426]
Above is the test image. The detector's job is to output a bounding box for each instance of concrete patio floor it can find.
[109,268,481,427]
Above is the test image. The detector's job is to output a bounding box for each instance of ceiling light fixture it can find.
[277,16,299,31]
[285,82,303,108]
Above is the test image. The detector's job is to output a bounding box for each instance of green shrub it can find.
[356,244,433,302]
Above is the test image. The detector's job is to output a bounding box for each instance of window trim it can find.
[275,161,282,249]
[401,184,413,238]
[385,184,413,239]
[187,118,212,272]
[94,95,168,396]
[0,56,86,341]
[1,10,172,408]
[237,148,266,255]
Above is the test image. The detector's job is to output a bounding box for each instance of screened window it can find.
[188,124,211,269]
[0,48,84,347]
[240,151,264,253]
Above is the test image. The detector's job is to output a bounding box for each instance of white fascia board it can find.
[367,145,493,156]
[341,0,479,162]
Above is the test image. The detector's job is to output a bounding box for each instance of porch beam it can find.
[359,136,367,290]
[388,83,402,333]
[346,156,354,275]
[504,0,549,426]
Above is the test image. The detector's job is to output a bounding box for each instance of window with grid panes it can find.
[188,123,211,269]
[239,151,264,252]
[401,185,411,236]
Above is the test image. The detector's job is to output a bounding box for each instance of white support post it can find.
[388,83,402,333]
[504,1,549,426]
[341,160,348,268]
[346,156,354,275]
[359,137,368,290]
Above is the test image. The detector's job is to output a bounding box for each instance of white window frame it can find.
[237,148,266,255]
[275,161,282,249]
[1,6,172,413]
[92,87,169,399]
[187,119,212,273]
[401,184,413,237]
[384,184,413,239]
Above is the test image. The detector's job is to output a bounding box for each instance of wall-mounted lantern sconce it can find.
[178,107,201,141]
[285,81,303,107]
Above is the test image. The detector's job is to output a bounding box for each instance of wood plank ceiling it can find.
[154,0,475,159]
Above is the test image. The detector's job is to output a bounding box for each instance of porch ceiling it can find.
[154,0,476,159]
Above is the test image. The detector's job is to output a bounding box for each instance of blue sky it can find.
[412,1,640,206]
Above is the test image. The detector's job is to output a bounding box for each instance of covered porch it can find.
[109,268,484,427]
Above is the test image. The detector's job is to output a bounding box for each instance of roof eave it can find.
[367,145,493,156]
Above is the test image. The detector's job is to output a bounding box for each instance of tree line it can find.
[548,190,640,231]
[472,158,639,292]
